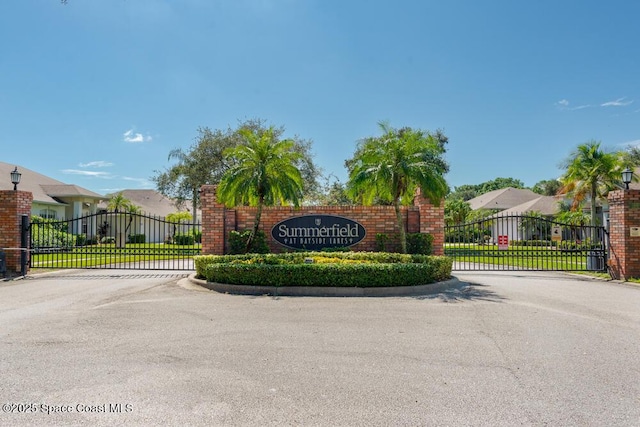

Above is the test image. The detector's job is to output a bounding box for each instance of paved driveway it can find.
[1,270,639,426]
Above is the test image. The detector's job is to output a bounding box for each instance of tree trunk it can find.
[246,197,264,253]
[395,200,407,254]
[590,182,597,227]
[192,188,198,226]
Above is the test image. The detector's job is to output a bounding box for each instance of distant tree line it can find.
[445,140,640,228]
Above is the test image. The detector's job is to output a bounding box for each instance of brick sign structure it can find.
[200,185,444,255]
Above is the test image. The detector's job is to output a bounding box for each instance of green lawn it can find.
[445,243,605,271]
[31,243,201,268]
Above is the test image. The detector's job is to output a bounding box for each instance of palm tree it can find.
[559,140,622,227]
[346,122,449,253]
[217,127,304,252]
[556,208,590,242]
[107,192,139,213]
[106,192,141,239]
[445,199,471,226]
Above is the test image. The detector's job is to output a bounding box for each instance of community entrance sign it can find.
[271,214,366,251]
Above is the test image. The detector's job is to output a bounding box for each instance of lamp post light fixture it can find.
[622,168,633,190]
[10,167,21,191]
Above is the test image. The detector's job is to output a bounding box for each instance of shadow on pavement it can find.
[412,282,506,303]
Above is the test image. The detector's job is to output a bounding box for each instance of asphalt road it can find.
[0,269,639,426]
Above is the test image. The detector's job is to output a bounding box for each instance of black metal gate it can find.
[445,214,608,272]
[29,212,201,270]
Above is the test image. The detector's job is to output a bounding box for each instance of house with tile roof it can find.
[466,187,541,211]
[491,195,561,217]
[464,187,568,244]
[100,189,199,220]
[1,161,108,238]
[1,161,104,228]
[1,162,198,244]
[485,195,563,243]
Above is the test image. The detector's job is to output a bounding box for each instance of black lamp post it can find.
[622,168,633,190]
[10,167,21,191]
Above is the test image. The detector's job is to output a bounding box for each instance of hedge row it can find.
[510,240,556,247]
[194,252,452,288]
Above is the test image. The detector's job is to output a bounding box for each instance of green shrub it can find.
[86,236,99,245]
[194,252,452,287]
[375,232,433,254]
[197,251,431,266]
[128,234,146,244]
[75,234,87,246]
[320,247,351,252]
[173,233,195,245]
[228,230,270,254]
[376,233,390,252]
[445,228,486,243]
[557,239,602,250]
[510,240,555,247]
[193,230,202,243]
[406,233,434,255]
[31,216,77,251]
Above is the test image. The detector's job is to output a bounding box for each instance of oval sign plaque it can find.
[271,214,366,251]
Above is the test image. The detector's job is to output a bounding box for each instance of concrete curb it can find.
[186,273,461,297]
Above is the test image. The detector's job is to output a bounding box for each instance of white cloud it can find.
[571,104,591,110]
[123,129,152,143]
[122,176,154,187]
[601,97,634,107]
[61,169,112,178]
[79,161,114,168]
[555,99,591,111]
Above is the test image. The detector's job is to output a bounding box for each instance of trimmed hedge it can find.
[228,230,269,254]
[374,232,434,254]
[173,233,195,245]
[510,240,556,247]
[128,234,146,244]
[195,252,452,288]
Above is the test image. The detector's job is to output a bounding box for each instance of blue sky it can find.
[1,0,638,195]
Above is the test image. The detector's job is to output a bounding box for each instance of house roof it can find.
[491,195,561,216]
[0,161,104,205]
[102,189,188,218]
[467,187,540,210]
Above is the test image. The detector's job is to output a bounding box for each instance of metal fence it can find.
[445,214,608,271]
[29,212,202,270]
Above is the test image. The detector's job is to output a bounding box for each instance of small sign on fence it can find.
[498,235,509,250]
[552,225,562,242]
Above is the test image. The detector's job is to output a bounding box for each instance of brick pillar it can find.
[607,189,640,280]
[0,190,33,275]
[200,185,226,255]
[414,189,445,256]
